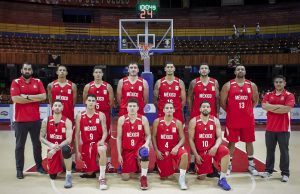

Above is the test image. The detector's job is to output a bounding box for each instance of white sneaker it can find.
[281,175,289,182]
[248,165,259,176]
[178,175,188,190]
[226,164,232,175]
[99,178,108,190]
[260,171,272,178]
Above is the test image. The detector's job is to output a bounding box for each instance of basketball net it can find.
[138,43,153,60]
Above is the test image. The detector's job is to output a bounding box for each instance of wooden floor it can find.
[0,130,299,194]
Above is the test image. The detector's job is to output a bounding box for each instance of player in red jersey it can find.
[152,102,188,190]
[220,65,259,176]
[117,62,149,116]
[154,62,186,124]
[40,100,73,188]
[189,101,231,191]
[75,94,108,190]
[261,75,295,182]
[117,98,151,190]
[83,66,115,172]
[187,63,220,175]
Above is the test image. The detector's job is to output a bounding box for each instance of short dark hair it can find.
[200,62,208,67]
[86,93,96,100]
[273,75,286,82]
[128,61,138,67]
[164,61,174,67]
[164,102,174,108]
[56,65,68,72]
[53,99,63,104]
[93,65,104,73]
[235,64,245,70]
[21,62,32,69]
[127,98,139,105]
[200,100,211,107]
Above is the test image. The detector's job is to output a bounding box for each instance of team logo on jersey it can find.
[165,151,169,156]
[204,88,207,91]
[281,96,285,101]
[138,125,142,130]
[209,125,214,130]
[172,127,176,133]
[247,88,251,93]
[103,90,107,94]
[96,119,100,124]
[62,127,66,133]
[68,89,72,94]
[212,86,215,91]
[240,89,243,93]
[138,86,142,91]
[175,86,179,91]
[33,85,37,88]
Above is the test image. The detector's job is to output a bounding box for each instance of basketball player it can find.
[83,66,115,172]
[154,62,186,123]
[220,65,259,175]
[117,62,149,116]
[152,102,188,190]
[75,94,108,190]
[40,100,73,188]
[189,101,231,191]
[116,98,151,190]
[187,63,220,175]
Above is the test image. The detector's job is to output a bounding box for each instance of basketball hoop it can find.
[138,43,153,60]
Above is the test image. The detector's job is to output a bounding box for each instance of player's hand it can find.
[76,152,82,161]
[118,155,123,166]
[170,146,179,155]
[47,149,56,159]
[195,154,203,165]
[97,140,105,146]
[208,146,218,156]
[156,150,164,160]
[142,143,149,151]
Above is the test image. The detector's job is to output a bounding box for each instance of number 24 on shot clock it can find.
[137,4,157,19]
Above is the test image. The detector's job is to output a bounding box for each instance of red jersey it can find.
[194,115,217,152]
[80,111,103,144]
[120,77,145,115]
[46,116,67,145]
[10,77,46,122]
[191,77,217,118]
[87,81,110,111]
[226,79,255,129]
[262,90,295,132]
[156,118,179,153]
[121,114,145,150]
[158,77,182,116]
[51,80,74,122]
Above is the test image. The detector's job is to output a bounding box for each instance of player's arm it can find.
[143,79,149,105]
[187,79,196,114]
[58,118,73,148]
[107,83,115,108]
[263,95,295,114]
[251,82,259,107]
[116,79,123,106]
[209,118,222,156]
[24,80,46,102]
[40,118,56,149]
[220,82,230,111]
[171,120,185,155]
[188,118,199,158]
[82,83,90,103]
[116,116,124,159]
[75,112,81,159]
[98,112,108,145]
[72,83,77,106]
[179,79,187,110]
[151,119,159,152]
[142,115,151,148]
[153,80,160,108]
[47,82,53,105]
[215,80,220,115]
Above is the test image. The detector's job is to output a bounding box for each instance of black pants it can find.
[265,131,290,176]
[14,121,42,171]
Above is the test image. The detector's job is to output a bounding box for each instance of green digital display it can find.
[137,4,158,19]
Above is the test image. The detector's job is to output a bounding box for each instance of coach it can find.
[10,62,47,179]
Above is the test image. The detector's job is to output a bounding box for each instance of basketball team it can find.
[10,61,295,191]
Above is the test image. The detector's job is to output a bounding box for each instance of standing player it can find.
[116,98,151,190]
[220,65,259,175]
[75,94,108,190]
[261,75,295,182]
[188,101,231,191]
[83,66,115,172]
[152,102,188,190]
[40,100,73,188]
[117,62,149,116]
[187,63,219,175]
[154,62,186,124]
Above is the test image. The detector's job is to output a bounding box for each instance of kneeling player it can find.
[189,101,231,191]
[152,102,189,190]
[40,99,73,188]
[117,98,151,190]
[75,94,108,190]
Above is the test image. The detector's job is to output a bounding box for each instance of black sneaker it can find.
[188,163,195,174]
[17,170,24,179]
[80,172,96,178]
[207,164,220,178]
[71,161,76,173]
[36,165,47,174]
[152,163,158,172]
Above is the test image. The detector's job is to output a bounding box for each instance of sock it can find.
[190,155,195,163]
[99,165,106,179]
[66,170,71,176]
[248,156,255,166]
[179,169,186,177]
[220,172,226,179]
[107,157,112,163]
[141,168,148,176]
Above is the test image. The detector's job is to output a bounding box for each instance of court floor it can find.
[0,129,299,194]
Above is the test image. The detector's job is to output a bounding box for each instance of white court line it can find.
[50,179,63,194]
